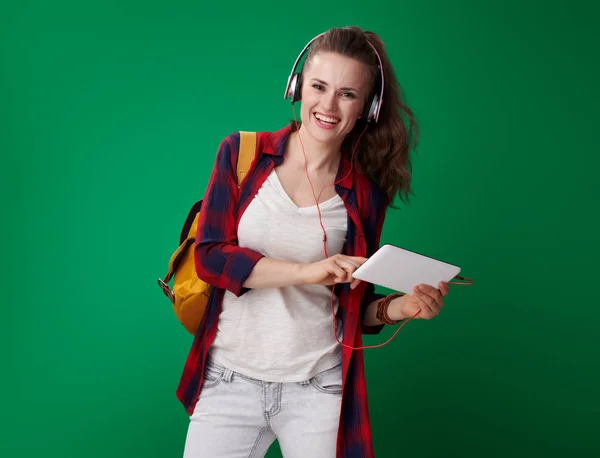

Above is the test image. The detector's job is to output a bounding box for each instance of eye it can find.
[312,83,324,91]
[341,92,357,99]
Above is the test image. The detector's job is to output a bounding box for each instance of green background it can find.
[2,0,598,457]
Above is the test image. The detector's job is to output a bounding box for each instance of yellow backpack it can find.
[158,131,257,334]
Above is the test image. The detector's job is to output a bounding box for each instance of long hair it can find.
[290,26,418,208]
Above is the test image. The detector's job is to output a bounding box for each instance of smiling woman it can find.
[287,27,418,206]
[177,26,449,458]
[302,53,369,135]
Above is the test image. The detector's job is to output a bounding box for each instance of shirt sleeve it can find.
[194,133,265,297]
[359,191,388,335]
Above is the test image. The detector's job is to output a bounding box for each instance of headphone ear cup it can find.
[365,94,380,122]
[286,73,303,103]
[286,74,298,101]
[293,73,302,103]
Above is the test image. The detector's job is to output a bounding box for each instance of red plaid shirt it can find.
[176,125,389,457]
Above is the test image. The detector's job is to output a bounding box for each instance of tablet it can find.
[352,244,461,293]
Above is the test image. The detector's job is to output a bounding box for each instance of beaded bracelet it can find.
[376,292,405,325]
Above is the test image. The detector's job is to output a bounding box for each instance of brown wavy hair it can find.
[290,26,419,208]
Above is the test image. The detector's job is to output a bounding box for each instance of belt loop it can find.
[223,367,234,383]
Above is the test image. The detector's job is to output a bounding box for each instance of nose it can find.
[321,91,338,112]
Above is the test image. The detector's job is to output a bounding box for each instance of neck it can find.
[292,124,342,174]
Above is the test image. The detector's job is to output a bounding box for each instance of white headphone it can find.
[284,32,385,123]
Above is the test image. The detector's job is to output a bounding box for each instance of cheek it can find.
[299,93,320,121]
[301,91,317,108]
[342,119,358,135]
[299,102,312,122]
[343,103,362,124]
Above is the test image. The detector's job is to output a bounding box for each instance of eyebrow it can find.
[310,78,359,93]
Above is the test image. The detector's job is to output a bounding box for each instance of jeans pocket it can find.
[310,363,343,395]
[202,360,224,389]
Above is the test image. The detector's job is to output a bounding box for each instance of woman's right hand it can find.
[300,255,367,289]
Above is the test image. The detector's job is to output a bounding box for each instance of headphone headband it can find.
[284,31,385,123]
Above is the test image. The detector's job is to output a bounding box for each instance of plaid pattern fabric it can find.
[176,125,389,457]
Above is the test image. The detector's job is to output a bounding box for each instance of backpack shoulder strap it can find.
[237,131,256,186]
[158,131,258,300]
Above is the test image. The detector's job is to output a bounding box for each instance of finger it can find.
[438,282,450,296]
[350,278,362,289]
[335,259,360,274]
[328,264,347,283]
[415,284,444,307]
[344,256,368,266]
[335,259,362,284]
[420,292,442,316]
[411,288,437,318]
[335,258,363,272]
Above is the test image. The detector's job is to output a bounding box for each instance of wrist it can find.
[387,295,408,321]
[297,262,310,285]
[375,292,406,325]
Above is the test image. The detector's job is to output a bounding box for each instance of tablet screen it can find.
[352,244,461,293]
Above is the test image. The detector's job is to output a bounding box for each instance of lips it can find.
[313,112,340,130]
[314,112,340,123]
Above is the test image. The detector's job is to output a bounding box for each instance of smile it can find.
[314,112,340,129]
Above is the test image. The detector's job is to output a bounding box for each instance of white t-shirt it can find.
[208,168,348,382]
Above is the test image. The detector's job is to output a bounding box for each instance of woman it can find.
[178,26,450,457]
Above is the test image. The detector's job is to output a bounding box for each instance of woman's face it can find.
[299,52,371,150]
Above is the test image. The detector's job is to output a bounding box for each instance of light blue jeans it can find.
[182,358,343,457]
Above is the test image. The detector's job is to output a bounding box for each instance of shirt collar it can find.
[263,124,354,191]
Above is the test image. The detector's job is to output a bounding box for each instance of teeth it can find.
[315,113,339,124]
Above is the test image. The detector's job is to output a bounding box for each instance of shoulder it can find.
[209,129,280,177]
[209,132,239,173]
[217,128,287,154]
[214,131,242,156]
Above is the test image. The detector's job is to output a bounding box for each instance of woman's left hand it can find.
[392,282,450,320]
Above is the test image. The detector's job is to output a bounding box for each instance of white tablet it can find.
[352,244,461,293]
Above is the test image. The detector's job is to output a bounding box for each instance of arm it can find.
[242,258,305,289]
[364,282,450,325]
[194,133,265,297]
[362,294,409,327]
[194,134,357,295]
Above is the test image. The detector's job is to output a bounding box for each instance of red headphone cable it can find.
[291,107,419,351]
